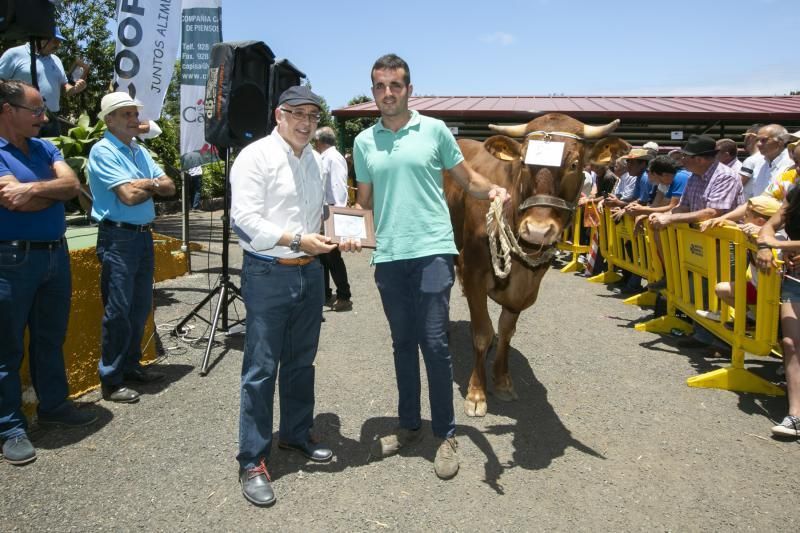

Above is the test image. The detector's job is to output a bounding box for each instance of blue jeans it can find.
[0,242,71,440]
[96,225,154,386]
[237,254,323,469]
[191,174,202,209]
[374,254,456,439]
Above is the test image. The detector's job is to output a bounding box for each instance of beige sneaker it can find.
[371,427,423,458]
[434,437,459,479]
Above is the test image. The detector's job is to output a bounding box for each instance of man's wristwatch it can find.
[289,233,302,253]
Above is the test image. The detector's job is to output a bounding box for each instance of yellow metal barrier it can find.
[556,205,592,273]
[635,223,784,396]
[587,210,663,307]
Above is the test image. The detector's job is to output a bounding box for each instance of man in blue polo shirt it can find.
[88,92,175,404]
[0,28,88,137]
[0,79,95,466]
[352,54,507,480]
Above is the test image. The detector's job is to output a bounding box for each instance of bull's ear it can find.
[484,135,522,162]
[587,136,632,165]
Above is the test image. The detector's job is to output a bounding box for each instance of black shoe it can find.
[101,383,140,403]
[123,367,165,384]
[278,439,333,462]
[239,459,276,507]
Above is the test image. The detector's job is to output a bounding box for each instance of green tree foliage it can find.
[337,94,376,154]
[55,0,116,123]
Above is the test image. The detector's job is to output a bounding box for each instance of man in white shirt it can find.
[744,124,791,199]
[230,86,336,507]
[314,126,352,311]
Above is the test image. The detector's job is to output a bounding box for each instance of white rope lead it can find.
[485,197,557,279]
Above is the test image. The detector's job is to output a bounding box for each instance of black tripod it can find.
[172,148,244,375]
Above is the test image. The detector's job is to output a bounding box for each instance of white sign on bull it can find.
[525,139,566,167]
[113,0,181,121]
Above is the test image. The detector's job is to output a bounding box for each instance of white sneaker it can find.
[696,309,721,321]
[771,415,800,438]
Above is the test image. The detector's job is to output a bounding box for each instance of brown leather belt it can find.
[245,250,316,266]
[277,256,316,266]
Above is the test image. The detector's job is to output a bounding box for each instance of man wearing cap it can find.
[0,28,88,137]
[0,80,96,466]
[230,85,336,507]
[87,92,175,404]
[650,135,743,230]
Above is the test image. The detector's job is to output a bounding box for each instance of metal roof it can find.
[333,95,800,121]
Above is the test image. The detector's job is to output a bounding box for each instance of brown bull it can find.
[444,113,628,417]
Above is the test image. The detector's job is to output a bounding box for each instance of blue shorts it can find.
[781,274,800,303]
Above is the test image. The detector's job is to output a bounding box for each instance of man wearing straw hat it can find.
[88,92,175,405]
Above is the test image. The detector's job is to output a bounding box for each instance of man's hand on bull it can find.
[338,237,362,253]
[487,186,509,205]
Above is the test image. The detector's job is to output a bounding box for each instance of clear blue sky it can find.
[217,0,797,109]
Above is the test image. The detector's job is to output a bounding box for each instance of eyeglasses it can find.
[280,107,321,123]
[11,103,47,116]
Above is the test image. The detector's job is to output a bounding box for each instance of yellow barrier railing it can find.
[635,223,784,396]
[587,210,663,307]
[556,205,593,273]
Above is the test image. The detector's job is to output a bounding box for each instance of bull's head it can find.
[484,113,629,249]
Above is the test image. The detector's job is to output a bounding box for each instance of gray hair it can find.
[0,79,31,109]
[314,126,337,147]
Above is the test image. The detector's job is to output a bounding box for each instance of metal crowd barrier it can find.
[636,223,784,396]
[556,209,785,396]
[555,205,593,273]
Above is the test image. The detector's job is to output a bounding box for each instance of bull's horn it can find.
[488,123,529,138]
[583,119,620,140]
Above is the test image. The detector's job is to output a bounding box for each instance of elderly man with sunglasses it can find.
[230,86,336,507]
[0,80,96,466]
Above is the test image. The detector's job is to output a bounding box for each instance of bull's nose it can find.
[519,221,558,246]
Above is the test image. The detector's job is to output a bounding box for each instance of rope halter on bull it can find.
[485,130,584,279]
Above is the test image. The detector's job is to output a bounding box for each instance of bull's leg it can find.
[465,292,495,417]
[493,307,520,402]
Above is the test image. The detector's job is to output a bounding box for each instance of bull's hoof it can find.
[493,385,518,402]
[464,397,488,417]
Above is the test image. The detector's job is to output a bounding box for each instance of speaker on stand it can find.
[172,41,306,376]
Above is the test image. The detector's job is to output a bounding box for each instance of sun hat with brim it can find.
[98,92,143,121]
[679,134,718,156]
[620,148,654,161]
[748,196,781,218]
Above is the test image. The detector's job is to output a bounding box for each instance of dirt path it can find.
[2,212,798,532]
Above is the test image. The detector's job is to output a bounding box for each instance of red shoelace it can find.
[247,458,271,482]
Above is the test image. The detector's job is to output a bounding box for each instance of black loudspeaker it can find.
[205,41,275,148]
[267,59,306,132]
[0,0,58,40]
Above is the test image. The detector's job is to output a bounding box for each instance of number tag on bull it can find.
[525,139,565,167]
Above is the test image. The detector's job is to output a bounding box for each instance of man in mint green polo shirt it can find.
[352,54,507,480]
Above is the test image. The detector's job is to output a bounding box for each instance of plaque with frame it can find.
[323,206,376,248]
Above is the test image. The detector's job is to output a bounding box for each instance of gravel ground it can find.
[2,210,798,532]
